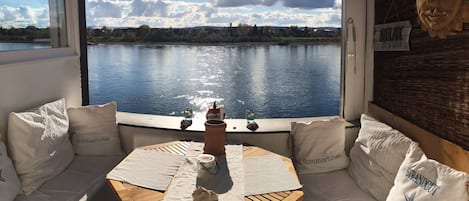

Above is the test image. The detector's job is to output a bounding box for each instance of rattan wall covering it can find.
[374,0,469,150]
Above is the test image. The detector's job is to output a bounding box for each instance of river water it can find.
[2,42,341,118]
[88,43,341,119]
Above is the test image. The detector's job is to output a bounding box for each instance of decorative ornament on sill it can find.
[206,102,225,121]
[246,109,259,131]
[180,108,193,130]
[416,0,469,39]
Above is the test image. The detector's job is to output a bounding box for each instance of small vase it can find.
[203,120,226,156]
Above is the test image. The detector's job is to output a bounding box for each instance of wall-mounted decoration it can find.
[416,0,469,39]
[374,20,412,51]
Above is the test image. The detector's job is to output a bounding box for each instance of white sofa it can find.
[299,169,376,201]
[290,116,381,201]
[14,155,123,201]
[293,114,469,201]
[4,99,467,201]
[2,100,125,201]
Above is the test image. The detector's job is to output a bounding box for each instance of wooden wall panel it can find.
[374,0,469,150]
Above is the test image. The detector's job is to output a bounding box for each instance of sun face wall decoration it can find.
[416,0,469,39]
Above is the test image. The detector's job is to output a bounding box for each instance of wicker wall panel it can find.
[374,0,469,150]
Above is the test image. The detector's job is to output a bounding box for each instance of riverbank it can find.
[89,40,341,46]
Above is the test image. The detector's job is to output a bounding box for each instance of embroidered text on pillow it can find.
[405,168,440,195]
[303,154,342,165]
[75,137,111,143]
[404,192,415,201]
[0,169,5,182]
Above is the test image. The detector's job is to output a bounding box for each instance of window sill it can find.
[117,112,349,133]
[0,47,76,66]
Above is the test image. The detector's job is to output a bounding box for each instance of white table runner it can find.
[243,154,303,196]
[106,142,302,200]
[163,142,244,201]
[106,148,185,191]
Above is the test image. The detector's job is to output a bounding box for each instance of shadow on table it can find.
[196,155,233,194]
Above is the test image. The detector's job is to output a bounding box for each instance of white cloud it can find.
[0,5,49,28]
[335,0,342,8]
[88,0,125,18]
[129,0,170,17]
[0,0,341,29]
[211,0,336,9]
[282,0,335,9]
[211,0,277,7]
[1,7,18,22]
[306,11,341,27]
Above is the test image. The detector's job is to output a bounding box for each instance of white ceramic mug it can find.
[197,154,218,177]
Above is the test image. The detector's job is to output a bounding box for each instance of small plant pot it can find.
[203,120,226,156]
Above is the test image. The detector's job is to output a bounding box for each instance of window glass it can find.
[87,0,342,119]
[0,0,68,51]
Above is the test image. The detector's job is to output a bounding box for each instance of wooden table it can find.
[108,141,304,201]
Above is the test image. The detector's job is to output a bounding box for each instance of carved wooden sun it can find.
[416,0,469,39]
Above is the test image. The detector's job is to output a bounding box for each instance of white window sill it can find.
[117,112,349,133]
[0,47,76,66]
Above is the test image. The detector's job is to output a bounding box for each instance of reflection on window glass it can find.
[87,0,342,119]
[0,0,68,51]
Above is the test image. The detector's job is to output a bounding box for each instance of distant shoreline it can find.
[90,41,341,46]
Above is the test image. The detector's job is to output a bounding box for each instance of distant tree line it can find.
[87,24,341,44]
[0,26,50,42]
[0,24,341,44]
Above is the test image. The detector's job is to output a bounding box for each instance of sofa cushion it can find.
[7,99,74,195]
[67,102,122,156]
[14,154,124,201]
[0,141,21,201]
[348,114,413,201]
[386,142,469,201]
[290,118,349,174]
[299,170,376,201]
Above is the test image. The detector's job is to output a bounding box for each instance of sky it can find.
[0,0,342,28]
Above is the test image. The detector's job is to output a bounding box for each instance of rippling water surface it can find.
[0,42,50,51]
[88,43,341,118]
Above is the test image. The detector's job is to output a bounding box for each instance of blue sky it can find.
[1,0,341,28]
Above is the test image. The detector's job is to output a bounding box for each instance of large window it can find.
[0,0,68,51]
[86,0,342,119]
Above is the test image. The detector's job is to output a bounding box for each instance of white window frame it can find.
[0,1,80,65]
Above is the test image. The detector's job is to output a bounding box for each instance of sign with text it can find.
[374,20,412,51]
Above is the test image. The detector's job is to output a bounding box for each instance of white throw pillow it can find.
[7,99,75,195]
[0,141,21,201]
[67,102,122,156]
[348,113,413,201]
[386,142,469,201]
[290,118,349,174]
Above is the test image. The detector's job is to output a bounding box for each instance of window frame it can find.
[0,1,80,65]
[79,1,368,130]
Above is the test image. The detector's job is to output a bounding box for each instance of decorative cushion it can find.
[299,170,377,201]
[13,154,124,201]
[0,141,21,201]
[386,142,469,201]
[7,99,75,195]
[348,113,413,201]
[290,118,349,174]
[67,102,122,156]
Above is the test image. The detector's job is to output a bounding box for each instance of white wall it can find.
[118,125,360,157]
[0,57,82,141]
